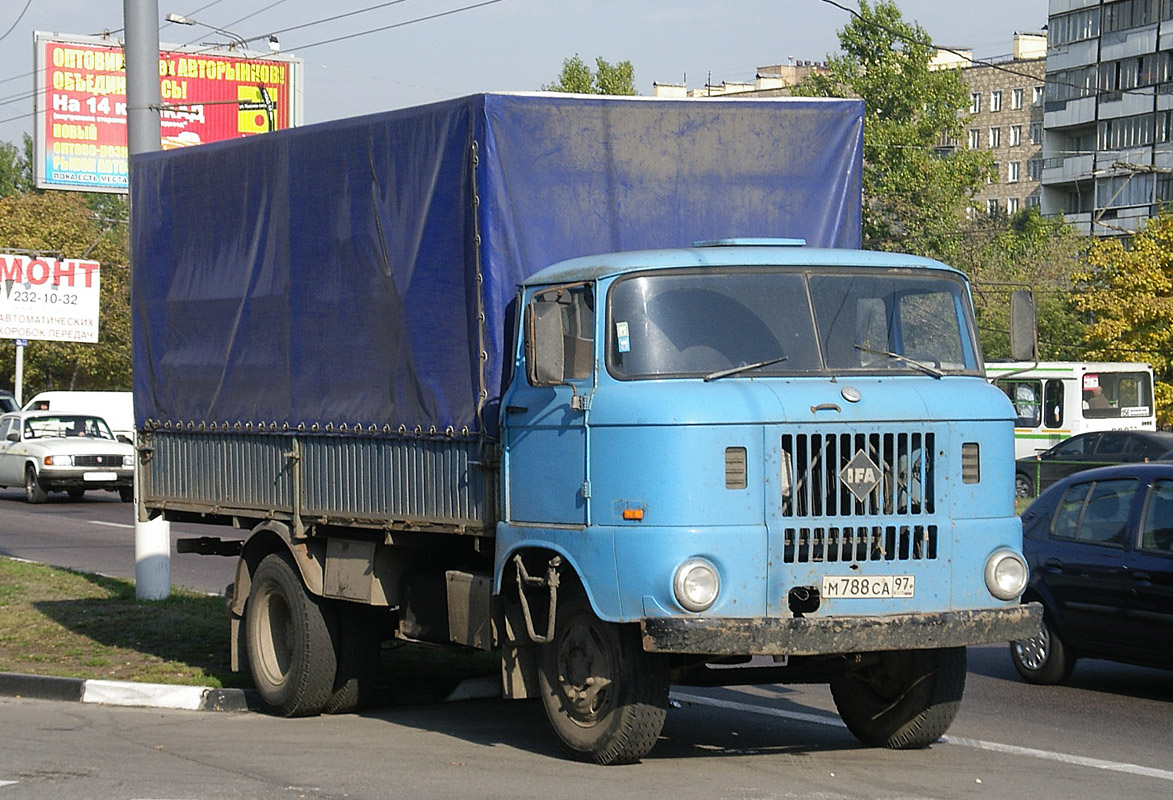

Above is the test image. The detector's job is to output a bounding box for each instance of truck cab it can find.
[495,240,1039,762]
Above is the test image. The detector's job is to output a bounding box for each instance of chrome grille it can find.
[780,432,935,518]
[783,524,938,563]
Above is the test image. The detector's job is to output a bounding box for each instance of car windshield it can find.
[606,267,980,379]
[23,415,115,440]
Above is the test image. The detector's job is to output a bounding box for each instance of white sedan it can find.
[0,411,135,503]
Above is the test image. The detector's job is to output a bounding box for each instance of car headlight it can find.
[985,549,1028,600]
[44,455,73,466]
[673,558,720,612]
[123,454,135,467]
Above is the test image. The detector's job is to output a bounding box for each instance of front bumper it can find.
[39,467,133,491]
[641,603,1042,655]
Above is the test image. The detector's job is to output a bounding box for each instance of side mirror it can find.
[1009,290,1038,362]
[6,432,18,442]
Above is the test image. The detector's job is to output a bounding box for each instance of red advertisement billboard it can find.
[34,33,302,193]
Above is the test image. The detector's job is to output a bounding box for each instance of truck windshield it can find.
[606,267,980,380]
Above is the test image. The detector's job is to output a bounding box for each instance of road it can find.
[0,486,240,595]
[1,496,1171,798]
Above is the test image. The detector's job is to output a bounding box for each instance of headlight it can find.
[123,454,135,467]
[985,549,1028,600]
[44,455,73,466]
[673,558,720,612]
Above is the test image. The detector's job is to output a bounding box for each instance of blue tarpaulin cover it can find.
[131,93,863,436]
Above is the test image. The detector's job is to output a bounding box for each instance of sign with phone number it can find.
[822,574,915,599]
[0,253,101,343]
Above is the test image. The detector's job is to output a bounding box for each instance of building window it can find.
[1008,197,1020,214]
[970,92,981,114]
[989,127,1001,148]
[1028,158,1043,181]
[990,162,1000,183]
[1049,7,1100,46]
[1010,125,1022,146]
[1027,195,1041,209]
[988,198,999,216]
[1033,85,1044,106]
[1012,88,1024,110]
[968,128,981,149]
[1104,0,1160,34]
[1008,161,1021,183]
[990,90,1003,112]
[1030,122,1043,144]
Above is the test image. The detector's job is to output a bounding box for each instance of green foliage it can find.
[959,208,1089,361]
[0,187,131,393]
[543,54,637,95]
[1072,211,1173,425]
[0,134,33,197]
[793,1,992,260]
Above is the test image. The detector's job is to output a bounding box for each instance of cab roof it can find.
[521,242,962,287]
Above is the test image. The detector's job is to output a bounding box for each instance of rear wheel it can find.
[323,603,383,714]
[537,592,669,764]
[1010,614,1074,685]
[830,647,966,749]
[245,553,338,716]
[24,467,47,504]
[1015,472,1034,499]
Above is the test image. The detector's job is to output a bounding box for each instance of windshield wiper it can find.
[854,344,944,379]
[704,355,788,382]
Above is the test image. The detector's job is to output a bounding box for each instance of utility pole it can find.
[124,0,171,601]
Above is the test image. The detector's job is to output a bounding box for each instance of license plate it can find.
[822,575,915,599]
[83,471,118,482]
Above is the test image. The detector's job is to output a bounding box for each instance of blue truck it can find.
[131,93,1040,764]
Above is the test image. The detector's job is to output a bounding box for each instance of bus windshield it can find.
[606,267,981,380]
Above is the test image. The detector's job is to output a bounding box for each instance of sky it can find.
[0,0,1050,147]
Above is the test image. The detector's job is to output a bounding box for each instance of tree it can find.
[0,190,131,393]
[959,209,1089,361]
[1071,211,1173,425]
[0,134,33,197]
[543,55,637,95]
[793,1,992,260]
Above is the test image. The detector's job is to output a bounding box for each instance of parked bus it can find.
[986,362,1156,459]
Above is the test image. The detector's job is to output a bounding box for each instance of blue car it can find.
[1010,463,1173,683]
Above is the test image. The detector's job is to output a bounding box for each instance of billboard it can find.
[33,32,303,193]
[0,253,101,343]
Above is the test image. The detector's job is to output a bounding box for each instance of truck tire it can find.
[537,594,669,765]
[323,604,382,714]
[830,646,966,749]
[245,553,338,717]
[25,466,47,504]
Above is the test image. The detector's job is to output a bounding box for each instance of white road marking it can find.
[671,692,1173,783]
[88,520,134,529]
[0,780,18,787]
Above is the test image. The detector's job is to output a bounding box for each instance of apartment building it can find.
[1043,0,1173,235]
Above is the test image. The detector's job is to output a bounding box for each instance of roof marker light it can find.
[693,238,807,247]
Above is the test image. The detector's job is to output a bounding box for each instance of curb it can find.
[0,671,500,712]
[0,671,257,711]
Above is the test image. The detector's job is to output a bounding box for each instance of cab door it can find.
[502,283,595,526]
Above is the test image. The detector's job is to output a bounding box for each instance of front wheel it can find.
[25,467,47,504]
[537,594,669,765]
[1010,614,1074,685]
[830,647,966,749]
[1015,472,1034,500]
[245,553,338,717]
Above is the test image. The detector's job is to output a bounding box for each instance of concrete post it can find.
[124,0,171,600]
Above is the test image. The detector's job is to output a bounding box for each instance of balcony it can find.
[1041,153,1094,185]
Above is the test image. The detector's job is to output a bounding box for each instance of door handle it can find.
[1042,558,1064,574]
[1130,571,1152,588]
[506,405,528,415]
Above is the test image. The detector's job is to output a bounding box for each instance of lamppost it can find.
[165,12,251,52]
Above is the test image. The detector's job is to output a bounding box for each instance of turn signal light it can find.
[622,508,644,521]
